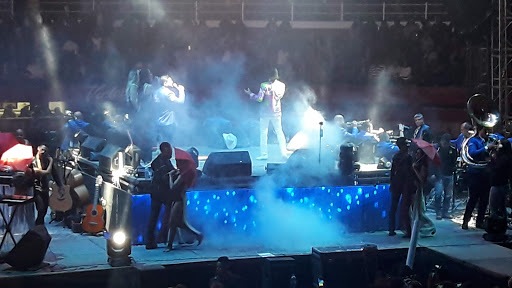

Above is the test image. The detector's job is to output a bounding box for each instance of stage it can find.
[0,209,511,288]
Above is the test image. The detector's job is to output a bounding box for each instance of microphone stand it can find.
[319,122,324,164]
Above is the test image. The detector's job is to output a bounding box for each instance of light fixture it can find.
[107,229,131,267]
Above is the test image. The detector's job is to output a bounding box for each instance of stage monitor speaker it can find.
[262,257,296,288]
[203,151,252,178]
[312,244,378,288]
[98,144,122,172]
[80,136,106,159]
[5,225,52,270]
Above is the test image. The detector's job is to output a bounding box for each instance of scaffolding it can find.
[491,0,512,123]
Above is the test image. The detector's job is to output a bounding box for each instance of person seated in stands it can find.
[19,105,31,117]
[375,132,398,162]
[209,256,243,288]
[1,104,16,118]
[60,111,89,150]
[15,128,30,145]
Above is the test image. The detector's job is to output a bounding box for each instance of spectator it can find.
[1,104,16,118]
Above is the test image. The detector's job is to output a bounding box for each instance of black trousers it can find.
[146,197,165,244]
[34,189,49,226]
[463,172,490,225]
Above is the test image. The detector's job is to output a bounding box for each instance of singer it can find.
[244,68,288,160]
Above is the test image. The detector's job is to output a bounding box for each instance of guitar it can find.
[49,147,73,212]
[49,183,73,212]
[82,175,105,234]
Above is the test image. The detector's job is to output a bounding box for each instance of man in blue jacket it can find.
[462,125,497,229]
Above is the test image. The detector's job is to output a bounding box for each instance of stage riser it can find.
[131,185,392,245]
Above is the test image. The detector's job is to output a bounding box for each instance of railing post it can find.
[340,1,344,21]
[425,2,428,20]
[291,3,294,21]
[195,1,198,23]
[10,0,13,17]
[382,2,386,21]
[92,0,95,13]
[242,1,244,22]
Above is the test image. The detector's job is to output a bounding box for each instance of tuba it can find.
[460,94,500,168]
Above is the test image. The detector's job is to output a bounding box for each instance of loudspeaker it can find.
[98,144,122,172]
[80,136,106,159]
[203,151,252,178]
[262,257,296,288]
[5,225,52,270]
[312,244,378,288]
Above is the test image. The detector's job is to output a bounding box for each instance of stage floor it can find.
[1,211,511,281]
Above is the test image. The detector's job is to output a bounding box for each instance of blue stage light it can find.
[226,191,230,195]
[336,193,340,197]
[356,200,360,205]
[187,200,190,205]
[381,211,386,218]
[232,191,236,196]
[365,193,369,198]
[330,202,334,207]
[374,202,378,208]
[345,194,352,204]
[321,186,325,190]
[347,205,351,210]
[337,208,342,212]
[286,187,293,193]
[224,220,227,224]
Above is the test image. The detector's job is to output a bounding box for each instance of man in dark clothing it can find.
[389,137,415,237]
[434,134,458,220]
[462,126,497,229]
[412,113,432,143]
[146,141,176,249]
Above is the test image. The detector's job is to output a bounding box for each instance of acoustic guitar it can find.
[49,183,73,212]
[82,175,105,234]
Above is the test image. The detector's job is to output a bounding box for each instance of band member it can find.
[434,134,457,220]
[146,142,175,249]
[412,113,432,142]
[462,125,496,229]
[451,122,472,152]
[488,139,512,219]
[125,61,153,112]
[153,76,185,143]
[245,68,287,160]
[33,145,53,225]
[389,137,415,237]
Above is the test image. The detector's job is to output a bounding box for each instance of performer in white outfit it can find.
[245,69,287,160]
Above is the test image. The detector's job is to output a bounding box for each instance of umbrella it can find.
[0,144,34,171]
[0,132,20,156]
[173,148,198,189]
[411,138,441,167]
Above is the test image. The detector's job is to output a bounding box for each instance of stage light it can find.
[112,231,127,246]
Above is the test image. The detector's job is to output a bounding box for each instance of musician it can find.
[434,134,457,220]
[488,139,512,219]
[451,122,472,152]
[333,114,358,145]
[244,68,287,160]
[153,76,185,142]
[146,142,175,249]
[60,111,89,150]
[462,125,496,229]
[389,137,415,237]
[412,113,432,143]
[376,132,398,161]
[32,145,53,225]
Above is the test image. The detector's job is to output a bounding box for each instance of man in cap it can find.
[244,68,288,160]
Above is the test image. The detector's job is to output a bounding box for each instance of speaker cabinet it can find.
[262,257,296,288]
[312,244,378,288]
[98,144,123,173]
[80,136,106,159]
[203,151,252,178]
[5,225,52,270]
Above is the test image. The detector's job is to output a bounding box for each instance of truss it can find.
[491,0,512,122]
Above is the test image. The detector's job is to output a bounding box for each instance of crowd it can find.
[0,6,466,101]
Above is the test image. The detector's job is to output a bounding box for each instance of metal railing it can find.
[31,1,447,22]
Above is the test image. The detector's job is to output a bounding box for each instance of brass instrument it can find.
[460,94,500,168]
